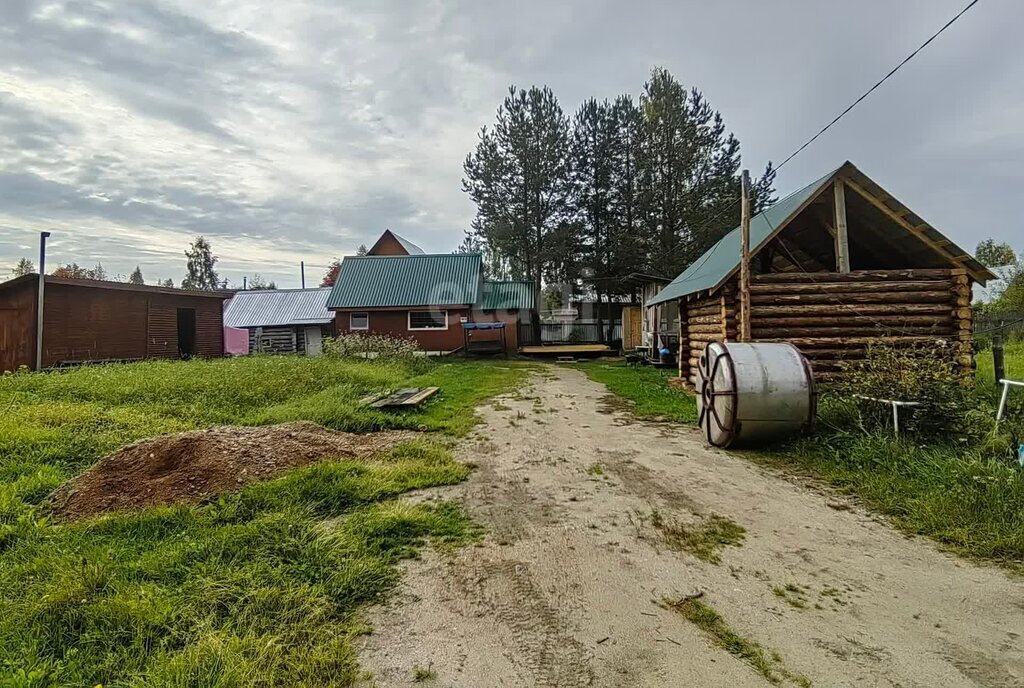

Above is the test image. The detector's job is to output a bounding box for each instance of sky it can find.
[0,0,1020,288]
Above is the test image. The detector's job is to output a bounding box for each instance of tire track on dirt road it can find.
[357,366,1024,687]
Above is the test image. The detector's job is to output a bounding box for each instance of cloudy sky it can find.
[0,0,1019,287]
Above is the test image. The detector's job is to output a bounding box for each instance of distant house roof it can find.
[327,254,483,309]
[0,273,229,299]
[224,288,333,328]
[367,229,425,256]
[647,161,995,307]
[481,280,535,310]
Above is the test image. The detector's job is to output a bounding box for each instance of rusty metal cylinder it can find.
[696,342,816,448]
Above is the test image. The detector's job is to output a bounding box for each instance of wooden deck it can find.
[519,344,613,357]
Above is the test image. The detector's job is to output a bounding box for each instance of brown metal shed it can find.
[0,275,229,372]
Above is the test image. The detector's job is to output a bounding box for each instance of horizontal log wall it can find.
[750,268,972,380]
[681,286,738,387]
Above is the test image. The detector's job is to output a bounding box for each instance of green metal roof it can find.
[327,254,482,309]
[480,280,535,310]
[646,167,838,307]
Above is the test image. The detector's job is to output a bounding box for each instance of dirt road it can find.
[358,367,1024,687]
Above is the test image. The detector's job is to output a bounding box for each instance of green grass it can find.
[0,355,527,686]
[975,340,1024,392]
[665,596,809,686]
[651,511,745,565]
[575,362,697,423]
[412,663,437,682]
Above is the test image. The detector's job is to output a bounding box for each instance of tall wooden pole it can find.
[739,170,751,342]
[833,179,851,273]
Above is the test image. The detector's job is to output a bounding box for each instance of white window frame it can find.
[408,310,448,331]
[349,312,369,330]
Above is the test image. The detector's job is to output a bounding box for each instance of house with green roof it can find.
[327,232,535,353]
[644,161,994,384]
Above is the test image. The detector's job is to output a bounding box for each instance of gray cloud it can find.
[0,0,1021,287]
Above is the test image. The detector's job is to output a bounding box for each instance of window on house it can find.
[350,312,369,330]
[408,310,447,330]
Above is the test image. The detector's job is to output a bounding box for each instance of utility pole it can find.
[739,170,751,342]
[242,276,247,290]
[36,231,50,370]
[300,261,306,289]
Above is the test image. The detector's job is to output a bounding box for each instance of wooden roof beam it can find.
[842,177,969,270]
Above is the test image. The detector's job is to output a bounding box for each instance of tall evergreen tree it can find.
[607,94,647,292]
[181,236,220,290]
[569,98,618,341]
[12,257,34,276]
[638,67,774,278]
[463,85,572,339]
[128,266,144,285]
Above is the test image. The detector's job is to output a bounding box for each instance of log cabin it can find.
[646,161,996,385]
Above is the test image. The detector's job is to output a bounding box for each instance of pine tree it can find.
[638,67,775,278]
[321,259,342,287]
[12,258,34,276]
[128,266,144,285]
[570,98,618,341]
[463,85,572,339]
[160,278,175,288]
[607,94,648,292]
[356,244,368,256]
[181,236,220,290]
[90,262,107,281]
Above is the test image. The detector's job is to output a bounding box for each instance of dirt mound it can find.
[50,422,420,520]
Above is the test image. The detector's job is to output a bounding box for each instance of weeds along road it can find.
[359,366,1024,687]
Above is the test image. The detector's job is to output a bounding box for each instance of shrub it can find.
[835,341,979,437]
[323,333,422,364]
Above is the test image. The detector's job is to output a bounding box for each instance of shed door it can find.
[304,326,323,356]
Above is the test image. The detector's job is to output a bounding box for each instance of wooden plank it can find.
[369,386,440,408]
[520,344,611,354]
[833,179,850,272]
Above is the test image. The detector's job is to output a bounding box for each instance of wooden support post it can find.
[993,335,1005,388]
[833,178,850,273]
[678,299,687,380]
[739,170,751,341]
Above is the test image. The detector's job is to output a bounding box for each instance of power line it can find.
[655,0,983,291]
[775,0,982,172]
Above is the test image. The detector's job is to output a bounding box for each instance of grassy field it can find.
[0,355,528,686]
[581,351,1024,568]
[575,362,697,423]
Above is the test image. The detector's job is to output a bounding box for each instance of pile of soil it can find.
[49,422,420,520]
